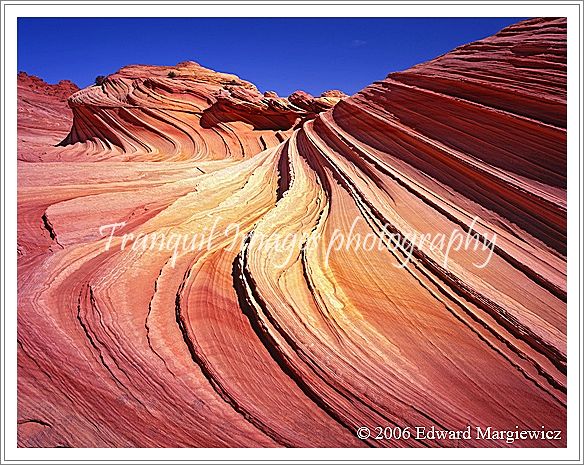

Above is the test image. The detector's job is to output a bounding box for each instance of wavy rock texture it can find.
[18,17,566,448]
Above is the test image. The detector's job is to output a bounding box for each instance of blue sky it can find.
[18,17,525,96]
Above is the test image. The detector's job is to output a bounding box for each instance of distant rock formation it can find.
[17,72,79,160]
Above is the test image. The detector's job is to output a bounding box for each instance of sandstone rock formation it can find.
[18,17,566,448]
[18,72,79,161]
[54,61,343,160]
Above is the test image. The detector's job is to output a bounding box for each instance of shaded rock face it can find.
[18,18,566,448]
[201,87,345,130]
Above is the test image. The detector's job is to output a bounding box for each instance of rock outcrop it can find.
[17,18,566,448]
[17,72,79,161]
[56,61,342,161]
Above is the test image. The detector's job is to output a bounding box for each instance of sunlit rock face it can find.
[17,17,566,448]
[18,72,79,161]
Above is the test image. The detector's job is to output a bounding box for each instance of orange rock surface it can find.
[18,18,566,447]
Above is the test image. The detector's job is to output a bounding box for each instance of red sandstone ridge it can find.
[18,18,566,448]
[18,72,79,160]
[18,71,79,100]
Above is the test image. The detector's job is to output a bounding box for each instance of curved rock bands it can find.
[53,62,345,162]
[230,122,565,446]
[299,118,566,384]
[18,18,566,447]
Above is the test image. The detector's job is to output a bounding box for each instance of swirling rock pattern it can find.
[18,17,566,448]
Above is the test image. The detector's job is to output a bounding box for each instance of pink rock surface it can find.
[18,72,79,161]
[18,18,566,448]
